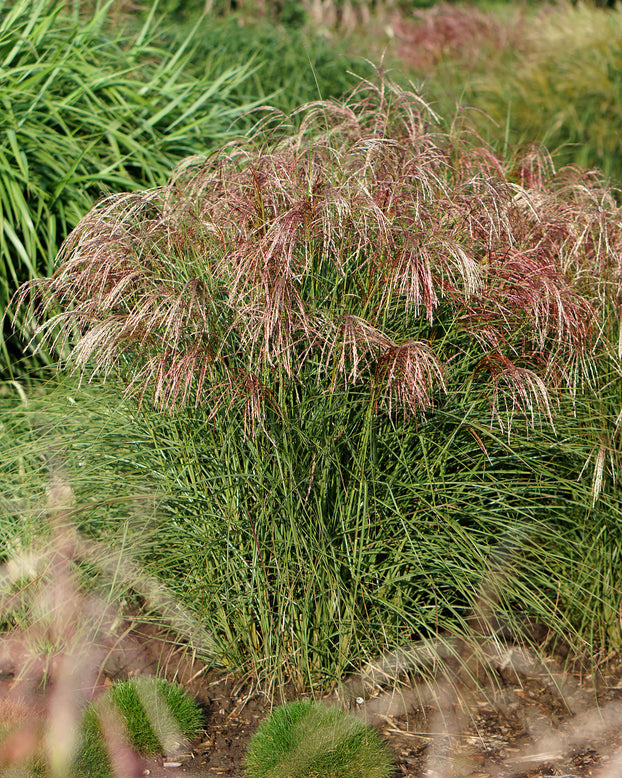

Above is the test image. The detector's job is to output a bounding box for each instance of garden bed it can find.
[7,616,618,777]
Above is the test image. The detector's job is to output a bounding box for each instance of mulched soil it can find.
[4,617,622,777]
[101,620,622,778]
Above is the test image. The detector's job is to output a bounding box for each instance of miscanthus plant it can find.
[15,77,622,689]
[0,0,254,373]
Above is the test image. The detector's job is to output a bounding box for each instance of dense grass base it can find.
[1,372,621,691]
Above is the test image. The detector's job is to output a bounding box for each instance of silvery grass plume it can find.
[15,76,622,435]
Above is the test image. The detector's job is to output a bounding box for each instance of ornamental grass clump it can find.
[16,77,622,688]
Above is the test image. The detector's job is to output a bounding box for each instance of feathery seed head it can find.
[16,76,622,432]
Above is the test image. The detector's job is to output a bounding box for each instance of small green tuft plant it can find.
[74,678,203,778]
[244,701,394,778]
[109,677,204,753]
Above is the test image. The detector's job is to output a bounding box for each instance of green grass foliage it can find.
[243,701,394,778]
[175,16,370,115]
[0,0,255,372]
[5,367,622,691]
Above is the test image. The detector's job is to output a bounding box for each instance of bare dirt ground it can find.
[3,617,622,777]
[99,621,622,778]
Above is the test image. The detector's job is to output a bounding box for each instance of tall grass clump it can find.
[0,0,255,373]
[15,76,622,690]
[468,1,622,187]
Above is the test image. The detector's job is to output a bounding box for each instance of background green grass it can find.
[374,1,622,188]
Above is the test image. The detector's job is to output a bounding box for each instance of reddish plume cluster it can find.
[17,78,622,431]
[390,3,521,74]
